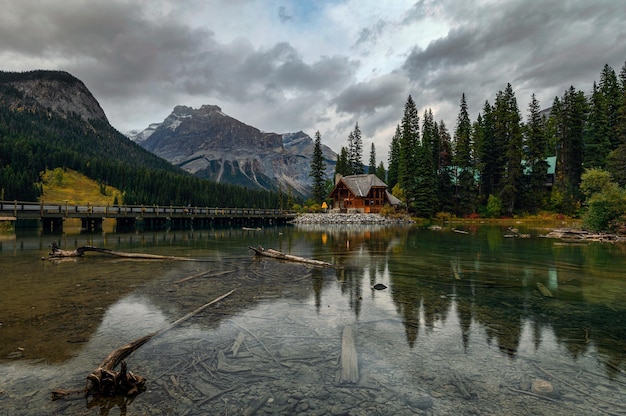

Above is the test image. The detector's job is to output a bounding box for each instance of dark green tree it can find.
[550,86,588,213]
[376,161,386,182]
[452,93,476,215]
[598,63,622,149]
[477,100,502,201]
[584,81,612,168]
[368,142,376,174]
[616,61,626,147]
[411,108,438,216]
[436,120,454,213]
[347,122,364,175]
[335,146,350,177]
[399,95,420,209]
[387,125,401,189]
[309,130,327,203]
[495,83,523,215]
[523,93,549,212]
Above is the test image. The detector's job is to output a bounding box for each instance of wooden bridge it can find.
[0,200,297,231]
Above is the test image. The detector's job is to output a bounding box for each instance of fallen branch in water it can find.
[175,269,235,284]
[45,241,195,261]
[248,246,333,267]
[51,289,235,400]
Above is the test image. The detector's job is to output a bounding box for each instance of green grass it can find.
[38,168,123,205]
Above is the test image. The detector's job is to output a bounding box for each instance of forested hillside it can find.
[0,72,284,208]
[336,62,626,223]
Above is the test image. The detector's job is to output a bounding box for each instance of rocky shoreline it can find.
[290,212,415,224]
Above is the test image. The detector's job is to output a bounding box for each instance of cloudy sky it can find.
[2,0,626,159]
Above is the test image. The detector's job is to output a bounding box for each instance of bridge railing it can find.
[0,201,296,218]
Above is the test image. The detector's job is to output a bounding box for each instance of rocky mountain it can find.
[127,105,337,196]
[0,70,108,123]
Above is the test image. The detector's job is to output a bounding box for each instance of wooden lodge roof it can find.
[337,174,387,197]
[329,174,402,206]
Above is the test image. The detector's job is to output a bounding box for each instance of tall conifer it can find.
[309,130,327,203]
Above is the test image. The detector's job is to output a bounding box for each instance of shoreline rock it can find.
[289,212,415,225]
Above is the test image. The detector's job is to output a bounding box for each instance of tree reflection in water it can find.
[298,223,626,375]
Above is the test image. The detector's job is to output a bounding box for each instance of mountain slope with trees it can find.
[0,70,284,208]
[381,61,626,231]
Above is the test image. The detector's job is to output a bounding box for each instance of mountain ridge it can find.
[127,105,337,196]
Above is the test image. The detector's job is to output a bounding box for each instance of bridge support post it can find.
[42,217,63,233]
[81,218,103,232]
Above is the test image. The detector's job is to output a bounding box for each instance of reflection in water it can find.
[1,224,626,415]
[307,224,626,375]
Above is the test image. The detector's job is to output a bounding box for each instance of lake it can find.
[1,221,625,415]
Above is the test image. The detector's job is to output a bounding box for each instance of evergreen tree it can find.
[523,93,549,212]
[452,93,475,215]
[368,142,376,174]
[412,136,437,217]
[585,82,612,168]
[477,100,501,200]
[335,146,350,177]
[347,122,364,175]
[615,61,626,147]
[599,63,622,149]
[376,161,386,182]
[309,130,327,203]
[399,95,420,209]
[436,120,454,213]
[387,125,401,189]
[551,86,588,213]
[411,108,438,216]
[495,83,523,215]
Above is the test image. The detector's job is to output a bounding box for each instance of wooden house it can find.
[328,174,401,213]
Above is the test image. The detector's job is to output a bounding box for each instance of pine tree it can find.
[335,146,350,177]
[477,100,501,200]
[523,93,549,212]
[614,61,626,147]
[376,161,386,182]
[309,130,327,203]
[599,63,621,149]
[399,95,420,209]
[453,93,475,215]
[368,142,376,174]
[496,83,523,215]
[436,120,454,213]
[347,122,364,175]
[585,82,611,168]
[387,125,401,189]
[551,86,588,213]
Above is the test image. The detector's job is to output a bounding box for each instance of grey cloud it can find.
[402,0,626,122]
[354,19,389,52]
[334,73,407,115]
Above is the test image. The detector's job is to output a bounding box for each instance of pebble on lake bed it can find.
[531,379,555,396]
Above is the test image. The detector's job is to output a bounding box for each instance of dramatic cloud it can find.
[2,0,625,158]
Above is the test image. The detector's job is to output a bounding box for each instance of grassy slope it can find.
[38,168,123,205]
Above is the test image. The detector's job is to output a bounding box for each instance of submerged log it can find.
[51,289,235,400]
[249,246,333,267]
[339,325,359,384]
[46,241,194,261]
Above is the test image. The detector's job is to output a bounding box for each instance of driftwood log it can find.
[46,241,194,261]
[51,289,235,400]
[249,246,333,267]
[339,325,359,384]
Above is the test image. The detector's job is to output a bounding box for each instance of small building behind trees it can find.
[328,174,401,213]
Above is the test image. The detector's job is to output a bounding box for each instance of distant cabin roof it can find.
[337,174,387,197]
